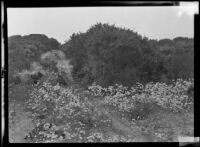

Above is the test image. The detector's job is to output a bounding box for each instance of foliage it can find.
[23,78,193,142]
[158,37,194,80]
[40,50,65,69]
[88,79,194,114]
[8,24,194,143]
[25,81,112,142]
[61,23,159,86]
[40,50,73,82]
[61,23,193,86]
[8,34,61,84]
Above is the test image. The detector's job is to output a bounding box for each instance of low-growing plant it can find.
[25,80,113,142]
[24,78,193,142]
[88,79,193,115]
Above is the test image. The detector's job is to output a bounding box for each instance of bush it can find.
[25,81,112,142]
[24,78,193,142]
[88,79,194,114]
[61,23,161,86]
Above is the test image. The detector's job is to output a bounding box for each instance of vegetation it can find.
[8,23,194,142]
[8,34,61,85]
[61,23,193,86]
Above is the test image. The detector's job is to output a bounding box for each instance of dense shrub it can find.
[25,81,112,142]
[88,79,194,114]
[8,34,61,84]
[40,50,65,69]
[40,50,73,82]
[8,27,194,143]
[56,60,73,82]
[61,23,194,86]
[24,78,193,142]
[14,69,44,85]
[61,23,162,86]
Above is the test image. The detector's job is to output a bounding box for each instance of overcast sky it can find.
[7,2,198,44]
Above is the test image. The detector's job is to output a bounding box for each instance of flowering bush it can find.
[56,60,73,81]
[25,81,112,142]
[40,50,65,65]
[144,79,194,111]
[88,79,194,113]
[25,78,193,142]
[27,82,87,121]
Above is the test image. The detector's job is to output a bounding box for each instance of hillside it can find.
[8,23,194,143]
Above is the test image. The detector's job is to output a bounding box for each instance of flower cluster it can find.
[27,82,88,123]
[88,79,194,113]
[25,78,193,142]
[86,132,136,142]
[25,81,112,142]
[26,82,85,142]
[144,79,194,111]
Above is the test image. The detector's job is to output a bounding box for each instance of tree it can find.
[61,23,159,86]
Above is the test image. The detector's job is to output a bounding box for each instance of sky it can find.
[7,2,199,44]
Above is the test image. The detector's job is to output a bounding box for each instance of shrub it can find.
[88,79,194,114]
[25,78,193,142]
[40,50,66,71]
[56,60,73,82]
[25,81,112,142]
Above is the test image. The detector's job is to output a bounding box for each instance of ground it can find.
[9,97,194,143]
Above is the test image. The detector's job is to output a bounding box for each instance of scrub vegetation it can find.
[8,23,194,142]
